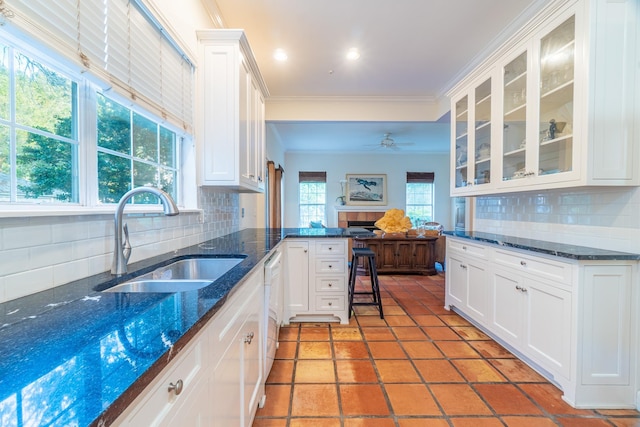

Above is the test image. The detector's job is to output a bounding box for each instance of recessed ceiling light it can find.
[346,48,360,61]
[273,48,288,61]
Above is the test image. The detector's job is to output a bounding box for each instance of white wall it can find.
[283,151,451,229]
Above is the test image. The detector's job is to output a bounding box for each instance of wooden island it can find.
[353,235,438,275]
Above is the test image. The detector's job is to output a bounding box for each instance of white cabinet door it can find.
[490,268,525,346]
[241,284,263,427]
[284,240,309,319]
[491,268,572,377]
[465,260,489,324]
[211,274,264,427]
[238,57,251,189]
[446,253,467,308]
[524,277,572,377]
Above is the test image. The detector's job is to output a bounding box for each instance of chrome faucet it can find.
[111,186,179,275]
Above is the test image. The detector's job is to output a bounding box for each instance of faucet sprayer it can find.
[111,186,179,275]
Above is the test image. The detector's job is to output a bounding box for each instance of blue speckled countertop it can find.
[0,228,351,427]
[444,230,640,260]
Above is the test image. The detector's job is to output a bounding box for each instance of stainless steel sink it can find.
[103,279,215,293]
[145,257,243,280]
[103,257,244,293]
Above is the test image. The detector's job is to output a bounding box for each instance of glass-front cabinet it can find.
[451,76,494,195]
[453,96,469,189]
[537,15,575,179]
[502,51,528,182]
[474,78,492,186]
[449,0,639,196]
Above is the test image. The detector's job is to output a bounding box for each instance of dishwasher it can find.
[263,249,283,378]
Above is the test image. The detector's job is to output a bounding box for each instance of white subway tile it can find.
[0,248,30,276]
[4,267,54,301]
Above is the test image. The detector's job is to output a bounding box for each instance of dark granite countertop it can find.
[0,228,350,427]
[444,231,640,260]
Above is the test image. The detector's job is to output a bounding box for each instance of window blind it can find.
[5,0,194,132]
[406,172,435,183]
[299,171,327,183]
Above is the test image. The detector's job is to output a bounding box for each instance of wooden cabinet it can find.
[445,236,639,408]
[356,237,437,275]
[449,0,640,196]
[284,239,349,324]
[197,30,268,192]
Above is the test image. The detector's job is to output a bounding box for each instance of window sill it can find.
[0,205,202,218]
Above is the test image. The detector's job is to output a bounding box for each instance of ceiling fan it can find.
[366,133,415,150]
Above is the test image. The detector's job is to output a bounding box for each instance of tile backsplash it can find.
[474,187,640,253]
[0,187,239,303]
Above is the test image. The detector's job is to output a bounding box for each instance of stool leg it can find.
[368,255,384,319]
[348,255,358,318]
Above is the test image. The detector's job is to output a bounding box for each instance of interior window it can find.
[298,171,327,227]
[406,172,435,226]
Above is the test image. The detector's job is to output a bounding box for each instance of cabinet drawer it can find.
[314,295,345,311]
[315,240,345,255]
[494,249,573,285]
[125,338,203,426]
[315,277,346,292]
[315,258,346,274]
[448,239,488,258]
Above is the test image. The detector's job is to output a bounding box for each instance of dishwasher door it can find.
[263,250,283,376]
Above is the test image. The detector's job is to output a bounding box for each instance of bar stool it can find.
[348,247,383,319]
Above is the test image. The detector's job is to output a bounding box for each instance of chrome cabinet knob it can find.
[168,379,183,396]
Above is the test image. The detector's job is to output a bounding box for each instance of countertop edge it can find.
[444,231,640,261]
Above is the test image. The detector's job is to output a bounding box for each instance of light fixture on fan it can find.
[364,133,415,150]
[381,133,395,147]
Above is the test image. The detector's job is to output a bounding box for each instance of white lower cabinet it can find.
[211,269,264,427]
[445,241,490,325]
[112,267,265,427]
[491,268,572,378]
[115,330,208,426]
[284,239,349,324]
[445,236,639,409]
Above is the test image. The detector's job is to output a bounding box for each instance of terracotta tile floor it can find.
[253,273,640,427]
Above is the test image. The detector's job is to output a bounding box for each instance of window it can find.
[0,0,193,210]
[97,94,178,204]
[406,172,435,225]
[299,171,326,227]
[0,43,79,203]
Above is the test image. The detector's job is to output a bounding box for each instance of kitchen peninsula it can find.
[0,228,359,427]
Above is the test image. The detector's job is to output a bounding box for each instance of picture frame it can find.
[346,174,387,205]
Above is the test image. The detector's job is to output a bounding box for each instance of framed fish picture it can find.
[346,174,387,205]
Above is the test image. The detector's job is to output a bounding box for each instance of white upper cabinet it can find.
[452,75,496,194]
[449,0,640,196]
[197,30,268,192]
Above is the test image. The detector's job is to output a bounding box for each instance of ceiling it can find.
[210,0,551,153]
